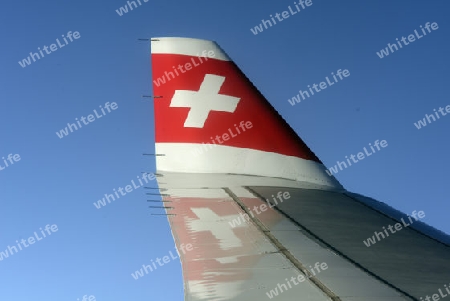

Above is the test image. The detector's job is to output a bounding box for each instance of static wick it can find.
[142,95,162,98]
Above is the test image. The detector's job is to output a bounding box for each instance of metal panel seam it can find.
[245,186,416,301]
[343,192,450,248]
[224,187,340,301]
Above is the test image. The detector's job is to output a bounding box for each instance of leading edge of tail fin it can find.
[151,37,342,189]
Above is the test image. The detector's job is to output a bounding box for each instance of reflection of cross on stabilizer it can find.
[188,208,244,250]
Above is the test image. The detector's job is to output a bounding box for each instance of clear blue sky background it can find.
[0,0,449,300]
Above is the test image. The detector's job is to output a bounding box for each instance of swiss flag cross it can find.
[170,74,241,128]
[151,50,320,162]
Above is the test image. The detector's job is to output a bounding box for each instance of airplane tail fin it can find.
[151,37,341,189]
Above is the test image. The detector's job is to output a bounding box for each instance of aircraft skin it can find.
[150,37,450,301]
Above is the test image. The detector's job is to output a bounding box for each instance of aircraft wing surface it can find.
[150,37,450,301]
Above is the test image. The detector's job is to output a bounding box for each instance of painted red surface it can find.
[152,53,321,162]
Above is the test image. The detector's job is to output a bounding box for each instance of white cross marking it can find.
[170,74,241,128]
[187,208,244,250]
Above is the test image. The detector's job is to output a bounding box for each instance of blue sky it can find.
[0,0,449,300]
